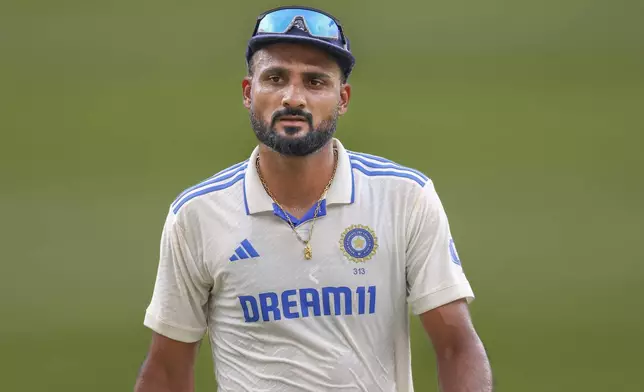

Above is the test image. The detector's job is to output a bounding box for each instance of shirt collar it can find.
[243,138,355,215]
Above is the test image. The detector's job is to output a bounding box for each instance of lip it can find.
[278,116,307,122]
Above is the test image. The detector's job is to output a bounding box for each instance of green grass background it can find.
[1,0,643,391]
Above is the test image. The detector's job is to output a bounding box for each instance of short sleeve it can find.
[405,181,474,315]
[143,211,213,343]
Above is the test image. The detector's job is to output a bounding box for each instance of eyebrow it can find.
[260,66,333,80]
[260,66,288,77]
[303,71,332,81]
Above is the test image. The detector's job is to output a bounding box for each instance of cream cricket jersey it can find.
[144,138,474,392]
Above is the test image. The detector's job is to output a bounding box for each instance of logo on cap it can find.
[289,16,309,33]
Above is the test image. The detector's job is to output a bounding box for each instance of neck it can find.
[257,140,336,216]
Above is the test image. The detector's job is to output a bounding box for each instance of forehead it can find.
[252,42,341,75]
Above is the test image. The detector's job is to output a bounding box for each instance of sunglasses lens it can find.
[257,8,340,39]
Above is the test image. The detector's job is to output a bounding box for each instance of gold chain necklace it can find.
[256,148,338,260]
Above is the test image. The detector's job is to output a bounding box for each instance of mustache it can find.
[271,107,313,126]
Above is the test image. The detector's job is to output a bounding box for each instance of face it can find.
[242,42,351,156]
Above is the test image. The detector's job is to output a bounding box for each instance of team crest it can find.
[339,224,378,263]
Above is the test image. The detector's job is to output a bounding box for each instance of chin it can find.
[277,126,309,137]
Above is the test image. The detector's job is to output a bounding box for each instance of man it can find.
[135,6,492,392]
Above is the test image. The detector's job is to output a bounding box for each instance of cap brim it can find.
[247,34,355,75]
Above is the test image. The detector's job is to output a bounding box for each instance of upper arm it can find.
[144,210,214,343]
[147,331,201,367]
[405,182,474,315]
[137,209,213,391]
[147,331,201,369]
[135,332,201,391]
[419,299,479,354]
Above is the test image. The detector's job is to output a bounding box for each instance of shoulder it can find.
[169,159,248,216]
[347,149,431,190]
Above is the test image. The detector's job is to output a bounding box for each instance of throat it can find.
[277,200,324,221]
[256,142,338,222]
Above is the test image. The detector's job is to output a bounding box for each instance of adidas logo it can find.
[229,239,260,262]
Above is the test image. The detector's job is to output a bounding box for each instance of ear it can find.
[242,77,252,109]
[338,83,351,115]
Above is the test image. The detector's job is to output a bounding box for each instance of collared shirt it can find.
[144,138,474,392]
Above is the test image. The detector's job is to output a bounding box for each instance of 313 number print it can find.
[353,267,366,275]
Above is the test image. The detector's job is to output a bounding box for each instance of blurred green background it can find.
[1,0,643,391]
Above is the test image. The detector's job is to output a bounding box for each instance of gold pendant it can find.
[304,244,312,260]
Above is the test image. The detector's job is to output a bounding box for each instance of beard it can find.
[249,106,338,157]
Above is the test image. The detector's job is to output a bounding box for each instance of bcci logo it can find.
[339,224,378,263]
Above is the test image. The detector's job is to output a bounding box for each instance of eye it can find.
[309,79,324,87]
[268,75,281,83]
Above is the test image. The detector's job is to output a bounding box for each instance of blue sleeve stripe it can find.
[172,164,247,208]
[172,172,245,214]
[172,160,247,207]
[348,150,406,163]
[348,154,429,181]
[350,164,427,187]
[347,150,391,163]
[350,159,427,185]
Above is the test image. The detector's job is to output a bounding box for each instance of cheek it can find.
[250,91,278,119]
[311,97,341,123]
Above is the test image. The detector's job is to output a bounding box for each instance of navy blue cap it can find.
[245,7,356,80]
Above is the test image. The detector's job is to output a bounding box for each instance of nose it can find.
[281,83,306,109]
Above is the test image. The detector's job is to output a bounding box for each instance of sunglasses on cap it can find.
[251,6,350,50]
